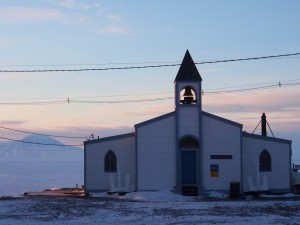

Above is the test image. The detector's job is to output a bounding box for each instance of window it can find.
[259,150,271,172]
[104,150,117,172]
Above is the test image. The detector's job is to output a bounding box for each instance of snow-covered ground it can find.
[2,162,300,225]
[1,191,300,225]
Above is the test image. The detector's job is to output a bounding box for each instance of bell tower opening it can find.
[180,86,197,104]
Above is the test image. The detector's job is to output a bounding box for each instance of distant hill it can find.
[0,134,83,161]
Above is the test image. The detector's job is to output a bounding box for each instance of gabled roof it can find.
[202,111,243,128]
[135,111,175,128]
[175,50,202,82]
[242,132,292,145]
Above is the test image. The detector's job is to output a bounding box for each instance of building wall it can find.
[202,113,242,191]
[85,135,135,192]
[136,114,176,190]
[242,135,291,193]
[178,107,200,138]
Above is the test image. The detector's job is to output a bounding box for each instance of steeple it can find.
[175,50,202,82]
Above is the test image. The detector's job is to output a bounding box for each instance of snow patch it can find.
[207,191,228,198]
[93,189,203,202]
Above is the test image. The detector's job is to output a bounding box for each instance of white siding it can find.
[202,114,241,191]
[85,136,135,192]
[242,136,291,192]
[137,115,176,190]
[178,107,200,138]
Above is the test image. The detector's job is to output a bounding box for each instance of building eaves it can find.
[135,111,175,128]
[202,111,243,128]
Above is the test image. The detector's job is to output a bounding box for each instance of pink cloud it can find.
[203,88,300,113]
[117,103,173,117]
[0,7,66,24]
[0,120,27,125]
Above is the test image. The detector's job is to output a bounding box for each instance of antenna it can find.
[252,113,275,137]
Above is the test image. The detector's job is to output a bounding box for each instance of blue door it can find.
[181,151,196,184]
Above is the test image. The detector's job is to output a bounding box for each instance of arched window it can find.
[179,136,199,148]
[259,150,271,172]
[104,150,117,172]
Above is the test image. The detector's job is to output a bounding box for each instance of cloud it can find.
[203,88,300,114]
[0,7,66,24]
[98,26,129,34]
[0,72,62,81]
[0,120,27,125]
[32,125,133,146]
[105,14,121,22]
[0,6,90,26]
[0,5,128,34]
[118,104,173,117]
[201,87,300,135]
[58,0,102,11]
[55,125,133,136]
[58,0,76,8]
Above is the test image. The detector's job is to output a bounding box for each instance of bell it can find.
[181,86,195,104]
[183,86,193,97]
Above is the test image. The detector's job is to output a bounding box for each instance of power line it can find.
[0,91,173,101]
[0,52,299,73]
[204,84,279,95]
[238,116,300,120]
[205,78,300,91]
[0,61,182,68]
[70,97,174,104]
[0,64,180,73]
[0,125,87,139]
[195,52,300,65]
[0,100,66,105]
[0,136,83,147]
[1,78,299,102]
[0,81,299,105]
[203,82,300,95]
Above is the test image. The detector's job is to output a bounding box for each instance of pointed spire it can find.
[175,50,202,82]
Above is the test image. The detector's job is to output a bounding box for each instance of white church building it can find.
[84,50,292,196]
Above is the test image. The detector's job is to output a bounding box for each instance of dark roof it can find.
[175,50,202,82]
[242,132,292,145]
[84,132,135,146]
[202,111,243,128]
[135,111,175,128]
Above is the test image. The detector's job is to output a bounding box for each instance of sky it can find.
[0,0,299,159]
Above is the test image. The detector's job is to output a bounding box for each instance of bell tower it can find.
[175,50,202,108]
[174,50,202,195]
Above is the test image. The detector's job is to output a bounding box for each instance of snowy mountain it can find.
[0,134,83,161]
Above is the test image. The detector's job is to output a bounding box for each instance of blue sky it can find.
[0,0,299,159]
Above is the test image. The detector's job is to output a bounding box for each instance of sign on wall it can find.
[210,164,219,177]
